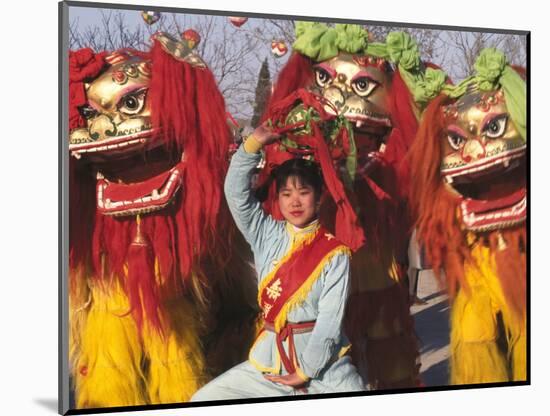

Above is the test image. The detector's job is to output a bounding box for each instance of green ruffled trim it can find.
[500,65,526,141]
[335,25,369,55]
[440,48,526,142]
[294,24,431,106]
[474,48,526,141]
[412,67,465,104]
[474,48,508,91]
[293,22,369,62]
[385,31,421,71]
[406,48,526,142]
[294,23,423,69]
[366,32,429,103]
[293,25,526,140]
[293,24,526,137]
[412,68,447,104]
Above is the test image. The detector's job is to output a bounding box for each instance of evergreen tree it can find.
[250,58,272,128]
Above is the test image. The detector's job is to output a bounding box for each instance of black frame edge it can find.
[59,1,71,415]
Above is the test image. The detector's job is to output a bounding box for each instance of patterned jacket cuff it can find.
[243,135,263,153]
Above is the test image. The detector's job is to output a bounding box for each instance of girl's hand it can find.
[252,122,281,146]
[264,372,307,388]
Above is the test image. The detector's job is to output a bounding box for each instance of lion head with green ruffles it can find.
[409,47,527,234]
[263,22,437,184]
[258,22,439,251]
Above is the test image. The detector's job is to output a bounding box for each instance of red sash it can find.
[258,225,350,332]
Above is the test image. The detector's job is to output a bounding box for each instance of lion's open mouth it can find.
[459,186,526,232]
[447,152,527,232]
[442,145,526,184]
[96,161,184,217]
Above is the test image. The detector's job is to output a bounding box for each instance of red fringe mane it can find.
[69,43,233,331]
[407,94,466,298]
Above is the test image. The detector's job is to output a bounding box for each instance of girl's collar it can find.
[286,219,320,236]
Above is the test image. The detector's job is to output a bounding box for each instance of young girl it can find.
[191,124,365,400]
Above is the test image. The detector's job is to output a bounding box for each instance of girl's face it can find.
[278,176,319,228]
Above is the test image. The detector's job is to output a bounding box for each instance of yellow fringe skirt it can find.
[450,245,526,384]
[70,281,207,408]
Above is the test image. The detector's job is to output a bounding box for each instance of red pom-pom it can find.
[181,29,201,48]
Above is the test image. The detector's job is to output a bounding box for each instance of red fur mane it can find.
[407,95,466,297]
[69,41,233,331]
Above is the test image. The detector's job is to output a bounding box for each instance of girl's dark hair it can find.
[274,158,323,198]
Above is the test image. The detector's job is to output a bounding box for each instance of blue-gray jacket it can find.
[225,146,354,379]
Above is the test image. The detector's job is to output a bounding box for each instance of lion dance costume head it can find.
[257,23,439,388]
[408,48,527,384]
[68,32,256,408]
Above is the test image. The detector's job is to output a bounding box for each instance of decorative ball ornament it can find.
[182,29,201,49]
[141,11,161,25]
[271,40,288,58]
[229,16,248,27]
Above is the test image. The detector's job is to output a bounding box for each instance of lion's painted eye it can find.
[447,132,466,150]
[118,88,148,115]
[483,114,508,139]
[351,76,378,97]
[314,67,333,88]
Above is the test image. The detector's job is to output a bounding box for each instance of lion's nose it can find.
[461,138,486,163]
[89,114,117,141]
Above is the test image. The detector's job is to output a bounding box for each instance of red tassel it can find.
[125,216,163,333]
[386,68,422,199]
[310,122,366,251]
